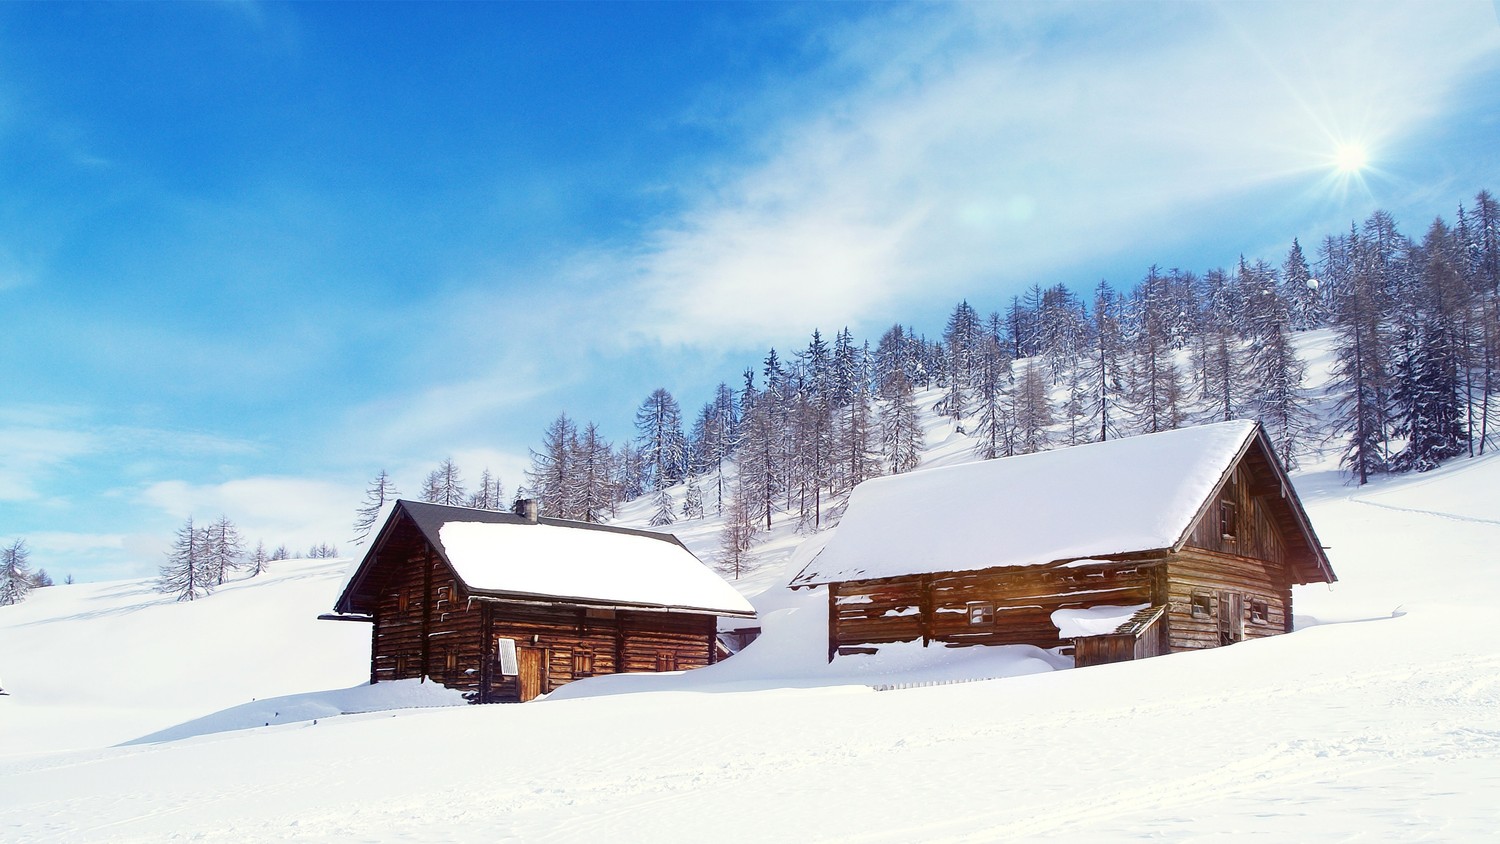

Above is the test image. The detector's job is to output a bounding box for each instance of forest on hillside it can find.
[369,189,1500,572]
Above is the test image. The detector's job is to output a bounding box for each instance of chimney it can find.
[514,498,539,523]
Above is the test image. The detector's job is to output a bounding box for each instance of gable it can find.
[336,501,755,617]
[789,421,1334,587]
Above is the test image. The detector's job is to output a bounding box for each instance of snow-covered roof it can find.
[790,421,1266,586]
[339,501,754,617]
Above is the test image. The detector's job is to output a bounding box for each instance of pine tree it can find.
[1129,269,1187,434]
[1195,267,1247,422]
[942,301,980,423]
[635,388,687,491]
[203,515,245,586]
[972,335,1015,460]
[466,469,505,511]
[1329,219,1399,484]
[681,474,705,520]
[1392,218,1470,471]
[248,541,271,576]
[353,469,400,544]
[1282,238,1323,329]
[880,371,923,474]
[1014,360,1053,454]
[159,517,213,601]
[572,422,614,523]
[648,487,675,527]
[833,369,879,491]
[736,400,779,530]
[528,414,578,517]
[1246,277,1314,471]
[421,459,467,507]
[1088,281,1131,440]
[1,539,34,606]
[716,486,757,580]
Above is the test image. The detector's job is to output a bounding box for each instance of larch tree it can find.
[528,413,578,518]
[571,422,615,523]
[1245,275,1314,471]
[203,515,245,586]
[635,388,687,492]
[1,539,33,606]
[353,469,400,544]
[421,458,467,507]
[880,370,924,474]
[159,517,213,601]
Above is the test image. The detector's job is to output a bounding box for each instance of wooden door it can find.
[1218,591,1244,645]
[517,646,547,702]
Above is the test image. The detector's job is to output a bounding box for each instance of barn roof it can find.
[336,500,755,618]
[789,420,1334,587]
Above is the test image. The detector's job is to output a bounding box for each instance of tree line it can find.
[156,515,340,602]
[0,540,64,607]
[357,188,1499,579]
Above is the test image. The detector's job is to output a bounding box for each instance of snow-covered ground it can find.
[4,343,1500,840]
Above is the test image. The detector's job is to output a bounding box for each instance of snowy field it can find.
[4,423,1500,839]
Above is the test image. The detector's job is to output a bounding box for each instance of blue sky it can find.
[3,1,1499,582]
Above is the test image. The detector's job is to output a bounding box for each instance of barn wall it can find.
[830,563,1157,656]
[1162,549,1290,651]
[372,549,471,684]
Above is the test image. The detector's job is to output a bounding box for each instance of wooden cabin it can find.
[328,499,755,702]
[788,420,1335,666]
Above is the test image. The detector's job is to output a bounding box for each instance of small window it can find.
[444,650,458,672]
[435,584,449,603]
[397,589,409,612]
[655,652,677,672]
[1249,599,1269,624]
[967,602,996,626]
[1219,501,1238,540]
[1191,593,1214,618]
[395,654,408,677]
[574,650,595,677]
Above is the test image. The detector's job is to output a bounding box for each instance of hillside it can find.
[3,333,1500,840]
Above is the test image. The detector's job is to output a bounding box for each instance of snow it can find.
[437,520,754,615]
[790,420,1258,585]
[4,335,1500,840]
[1051,603,1150,638]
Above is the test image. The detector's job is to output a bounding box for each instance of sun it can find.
[1332,142,1368,174]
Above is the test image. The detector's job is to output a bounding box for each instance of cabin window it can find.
[397,589,409,612]
[1219,501,1238,540]
[1249,598,1269,624]
[395,654,408,677]
[1191,593,1214,618]
[655,652,677,672]
[573,650,595,677]
[495,637,519,676]
[967,601,996,626]
[435,584,449,603]
[444,650,458,673]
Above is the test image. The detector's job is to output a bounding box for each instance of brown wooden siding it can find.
[830,563,1156,654]
[367,530,725,702]
[1162,549,1289,651]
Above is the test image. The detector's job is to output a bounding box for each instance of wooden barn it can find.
[328,499,755,702]
[788,420,1335,666]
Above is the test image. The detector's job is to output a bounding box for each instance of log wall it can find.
[830,562,1157,656]
[1162,548,1290,652]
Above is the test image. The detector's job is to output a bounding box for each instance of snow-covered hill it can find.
[4,331,1500,840]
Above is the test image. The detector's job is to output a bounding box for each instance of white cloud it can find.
[142,476,358,552]
[609,1,1500,347]
[0,426,95,502]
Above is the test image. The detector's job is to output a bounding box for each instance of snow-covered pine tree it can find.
[31,569,52,588]
[942,301,980,424]
[353,469,400,544]
[1087,280,1131,440]
[736,399,779,530]
[572,422,614,523]
[681,474,705,520]
[528,414,577,517]
[1282,238,1323,330]
[880,370,923,474]
[248,540,271,576]
[1129,269,1187,434]
[833,365,879,491]
[1245,274,1314,471]
[421,458,467,507]
[1194,266,1247,422]
[1014,360,1053,454]
[203,515,245,585]
[159,517,213,601]
[648,487,675,527]
[715,485,756,580]
[1,539,33,606]
[971,332,1015,460]
[1329,219,1399,484]
[635,388,687,492]
[1392,218,1470,471]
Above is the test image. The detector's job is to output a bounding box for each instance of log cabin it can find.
[328,499,755,702]
[788,420,1335,666]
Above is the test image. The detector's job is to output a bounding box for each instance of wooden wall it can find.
[366,533,720,702]
[829,562,1157,656]
[1162,549,1290,651]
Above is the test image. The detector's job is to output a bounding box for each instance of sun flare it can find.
[1333,142,1368,174]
